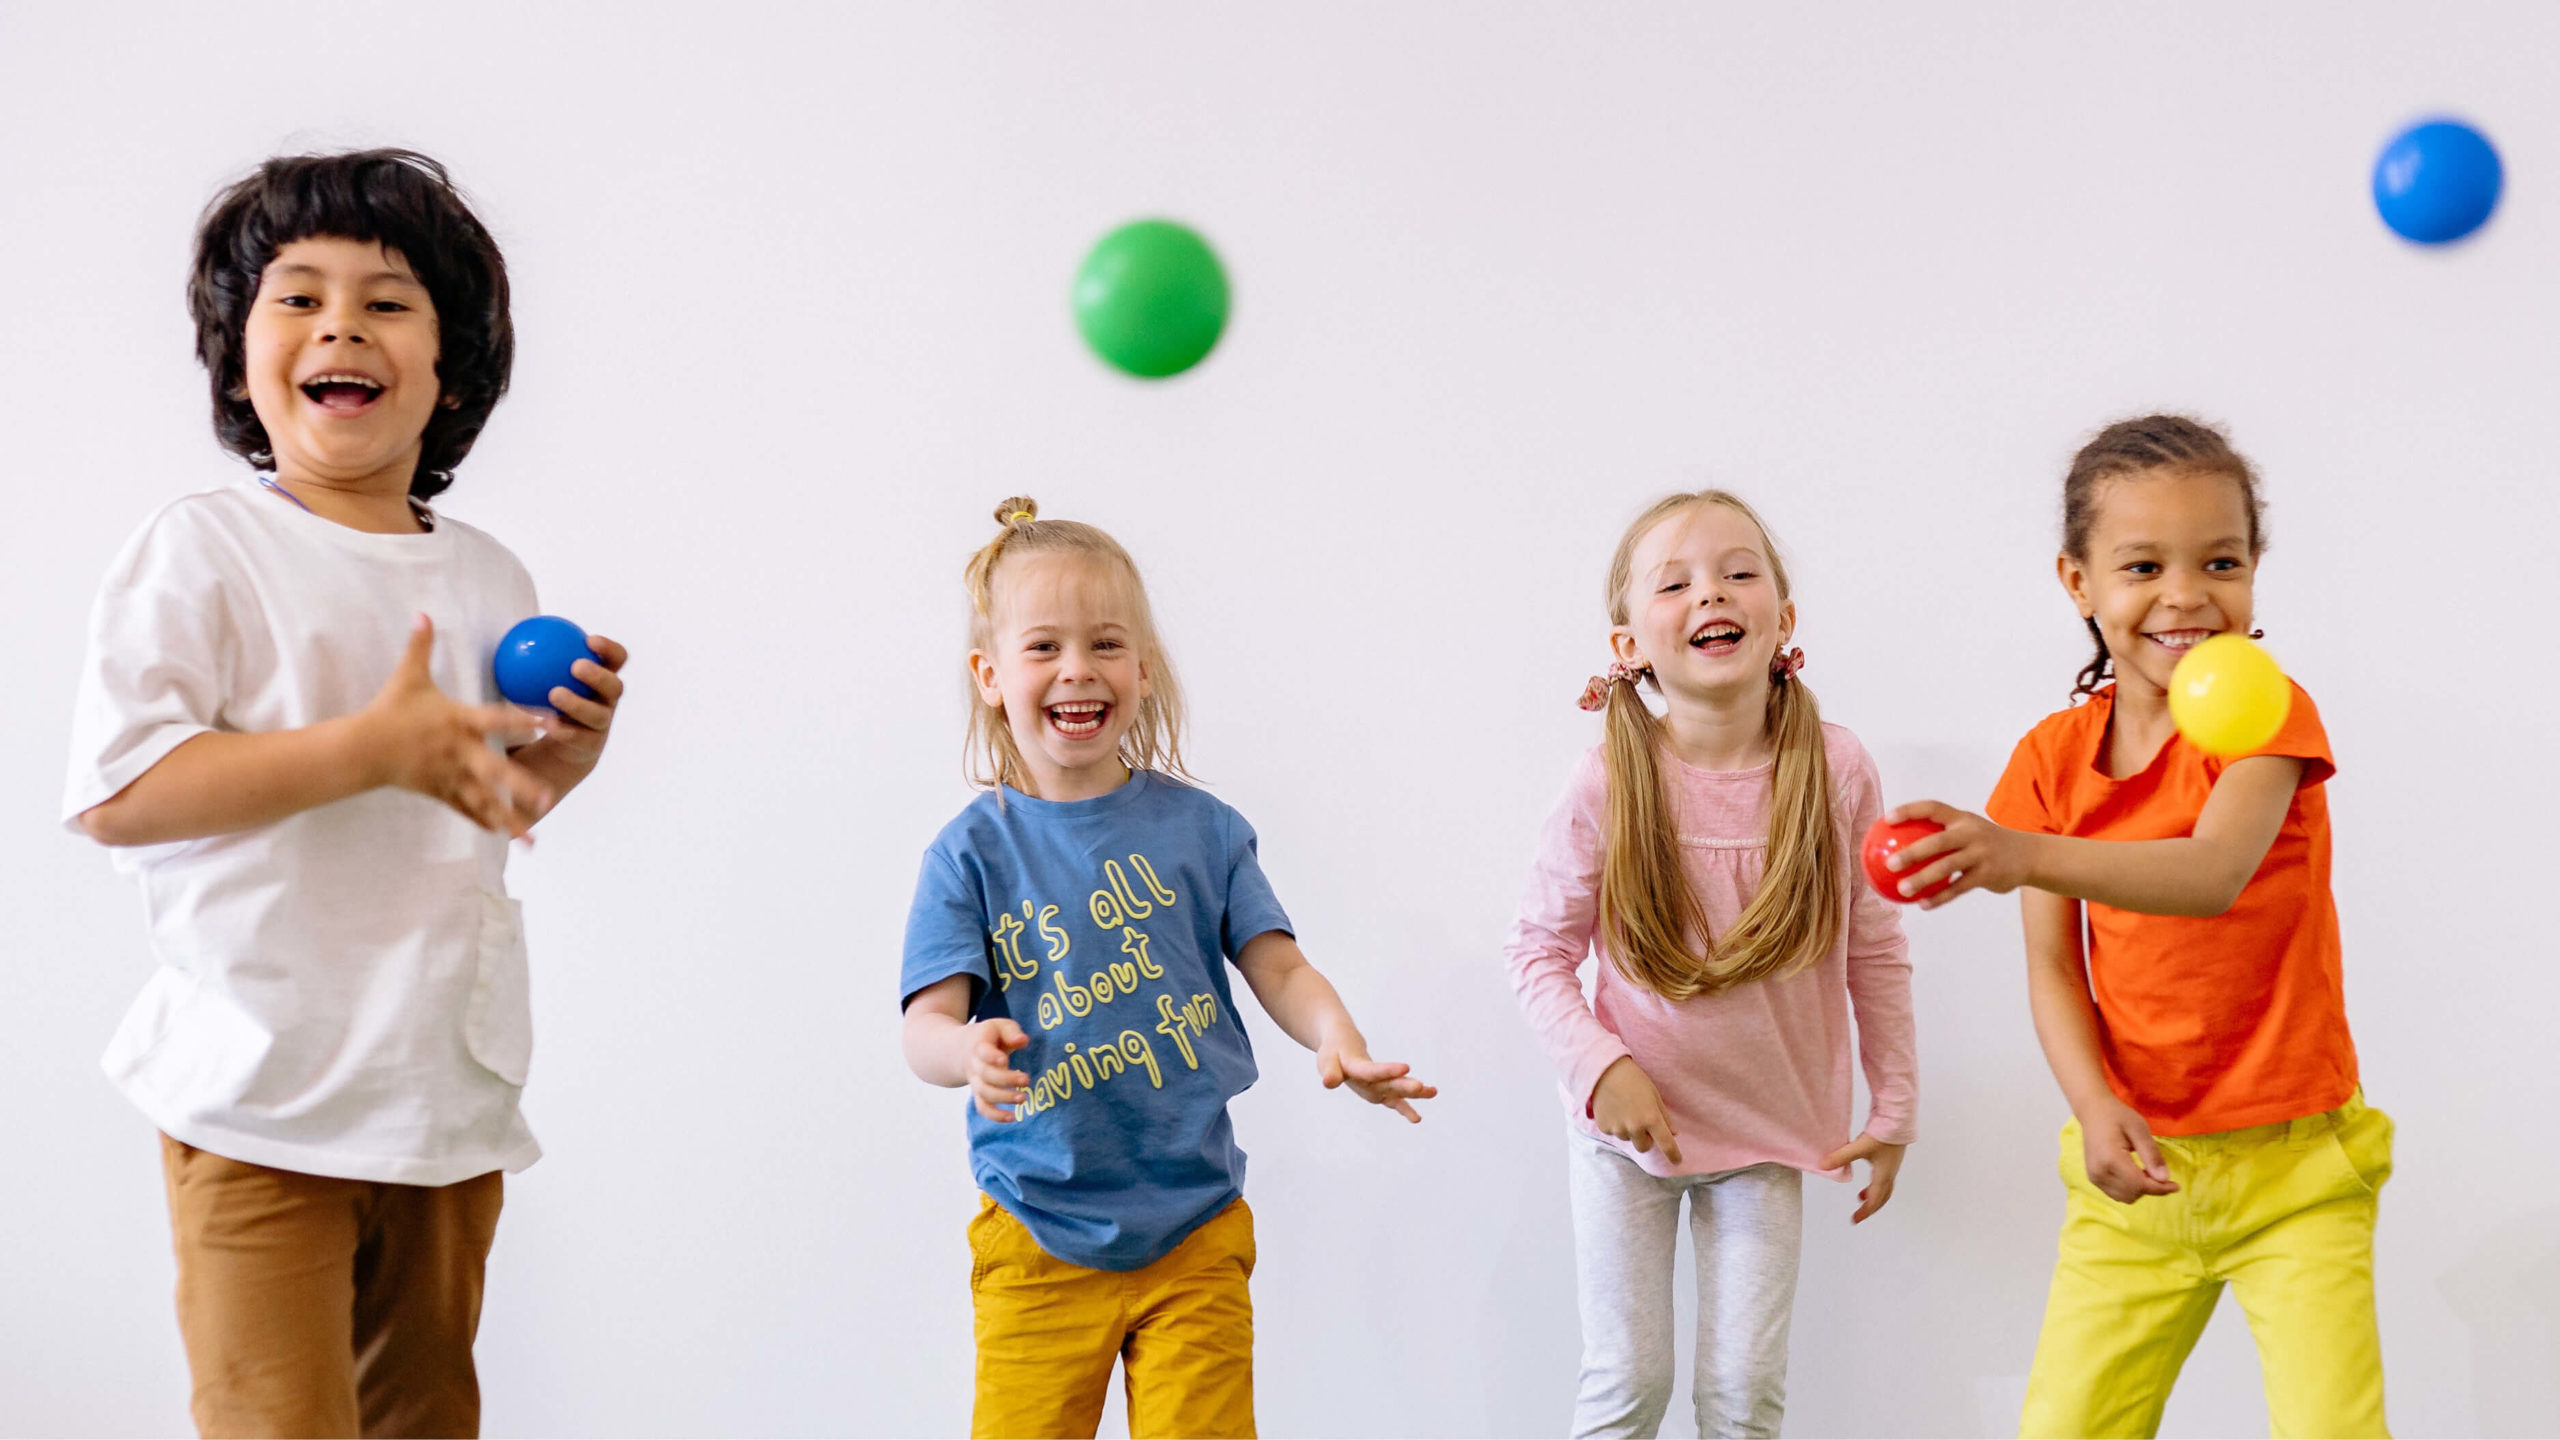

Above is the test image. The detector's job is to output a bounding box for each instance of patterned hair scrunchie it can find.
[1578,660,1651,712]
[1771,646,1806,682]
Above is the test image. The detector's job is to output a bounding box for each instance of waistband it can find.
[2153,1088,2369,1155]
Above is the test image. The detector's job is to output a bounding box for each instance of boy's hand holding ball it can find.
[360,615,555,838]
[495,614,628,794]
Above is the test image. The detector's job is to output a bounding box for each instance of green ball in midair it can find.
[1072,219,1230,379]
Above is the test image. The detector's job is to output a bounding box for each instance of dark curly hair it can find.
[2061,414,2268,701]
[187,149,512,501]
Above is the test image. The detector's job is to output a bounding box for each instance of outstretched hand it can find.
[362,615,553,838]
[1879,800,2034,910]
[1820,1134,1907,1223]
[1317,1032,1436,1123]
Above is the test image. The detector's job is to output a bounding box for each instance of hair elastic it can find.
[1578,660,1651,712]
[1771,646,1806,682]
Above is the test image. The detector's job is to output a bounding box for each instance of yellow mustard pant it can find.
[2020,1094,2393,1439]
[969,1194,1256,1440]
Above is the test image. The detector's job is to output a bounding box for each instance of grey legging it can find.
[1567,1127,1805,1438]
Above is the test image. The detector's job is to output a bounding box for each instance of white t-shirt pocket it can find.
[465,893,533,1086]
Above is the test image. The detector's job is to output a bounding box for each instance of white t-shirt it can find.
[64,477,546,1186]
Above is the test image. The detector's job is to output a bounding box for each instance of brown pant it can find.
[160,1134,504,1439]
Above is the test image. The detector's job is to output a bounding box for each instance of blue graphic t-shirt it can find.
[900,771,1291,1271]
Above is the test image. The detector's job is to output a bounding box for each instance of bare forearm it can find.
[902,976,980,1087]
[901,1004,973,1088]
[2023,833,2250,917]
[1263,968,1358,1052]
[2025,949,2121,1116]
[1237,936,1359,1052]
[2017,758,2297,917]
[80,718,383,846]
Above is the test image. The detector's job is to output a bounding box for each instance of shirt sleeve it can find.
[1503,751,1631,1113]
[2214,680,2336,790]
[900,846,993,1010]
[1217,805,1295,958]
[1834,741,1918,1146]
[61,507,235,830]
[1984,725,2058,834]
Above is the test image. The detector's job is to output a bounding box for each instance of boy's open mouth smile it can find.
[1045,700,1110,739]
[2143,627,2217,655]
[1688,619,1745,657]
[299,371,386,413]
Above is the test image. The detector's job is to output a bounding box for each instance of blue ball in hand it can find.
[2373,118,2503,245]
[494,616,600,708]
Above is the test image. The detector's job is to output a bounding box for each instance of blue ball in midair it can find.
[2372,118,2503,245]
[493,616,600,708]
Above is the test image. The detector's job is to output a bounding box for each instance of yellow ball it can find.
[2167,634,2291,756]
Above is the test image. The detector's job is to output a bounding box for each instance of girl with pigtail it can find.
[1507,490,1919,1439]
[900,499,1436,1440]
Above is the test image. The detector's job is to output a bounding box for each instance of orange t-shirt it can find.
[1986,681,2358,1136]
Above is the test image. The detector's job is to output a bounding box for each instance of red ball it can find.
[1862,818,1951,905]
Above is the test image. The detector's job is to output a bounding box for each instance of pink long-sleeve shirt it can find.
[1506,724,1918,1180]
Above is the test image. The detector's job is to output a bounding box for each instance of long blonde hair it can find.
[963,496,1193,792]
[1595,491,1840,1000]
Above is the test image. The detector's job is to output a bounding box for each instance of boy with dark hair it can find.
[64,149,628,1437]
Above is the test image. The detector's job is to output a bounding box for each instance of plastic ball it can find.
[493,616,599,709]
[1072,219,1230,378]
[2373,118,2503,245]
[2167,634,2291,757]
[1862,818,1952,905]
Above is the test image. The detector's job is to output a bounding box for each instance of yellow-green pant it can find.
[2020,1094,2392,1439]
[969,1194,1256,1439]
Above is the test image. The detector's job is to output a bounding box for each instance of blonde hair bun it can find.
[994,496,1041,527]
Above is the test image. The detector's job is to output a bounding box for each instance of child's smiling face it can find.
[241,236,445,490]
[971,552,1152,796]
[1613,501,1794,707]
[2061,467,2260,700]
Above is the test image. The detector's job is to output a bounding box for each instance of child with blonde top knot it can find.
[900,498,1436,1440]
[1507,490,1919,1439]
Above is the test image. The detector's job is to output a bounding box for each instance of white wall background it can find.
[4,4,2555,1435]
